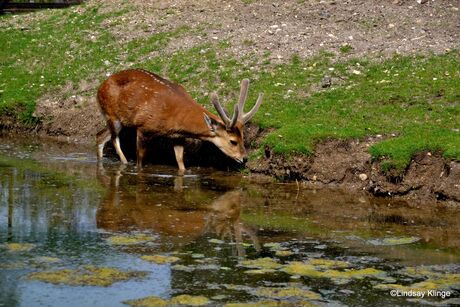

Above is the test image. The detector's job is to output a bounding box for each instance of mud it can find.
[248,138,460,205]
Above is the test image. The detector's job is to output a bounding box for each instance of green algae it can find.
[107,233,157,245]
[124,296,168,307]
[172,264,195,272]
[282,261,387,284]
[264,242,283,250]
[141,255,181,264]
[191,253,205,259]
[170,295,210,306]
[306,259,350,269]
[368,236,421,246]
[375,266,460,292]
[244,269,278,275]
[275,250,294,257]
[124,294,210,307]
[281,258,351,277]
[5,243,35,252]
[27,266,147,287]
[240,257,282,270]
[225,301,317,307]
[255,287,321,300]
[34,256,61,264]
[208,239,225,244]
[281,262,323,278]
[0,261,27,270]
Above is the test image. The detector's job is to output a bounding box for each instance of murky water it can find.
[1,135,459,306]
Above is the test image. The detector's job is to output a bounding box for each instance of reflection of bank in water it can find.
[95,166,259,255]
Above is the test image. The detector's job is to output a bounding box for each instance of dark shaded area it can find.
[0,0,82,14]
[103,127,244,171]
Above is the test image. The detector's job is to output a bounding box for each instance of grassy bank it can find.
[1,2,459,172]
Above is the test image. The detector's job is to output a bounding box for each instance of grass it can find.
[141,46,459,171]
[0,2,187,123]
[1,3,459,172]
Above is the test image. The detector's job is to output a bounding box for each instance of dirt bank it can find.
[248,136,460,205]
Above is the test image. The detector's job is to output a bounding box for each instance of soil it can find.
[2,0,460,204]
[248,137,460,206]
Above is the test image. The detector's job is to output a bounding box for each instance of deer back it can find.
[97,69,216,137]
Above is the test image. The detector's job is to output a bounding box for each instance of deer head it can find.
[204,79,264,164]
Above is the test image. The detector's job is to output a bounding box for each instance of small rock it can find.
[321,76,332,88]
[416,0,427,4]
[359,173,368,181]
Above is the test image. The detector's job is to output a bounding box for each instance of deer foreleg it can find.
[136,129,146,169]
[109,120,128,164]
[174,144,185,173]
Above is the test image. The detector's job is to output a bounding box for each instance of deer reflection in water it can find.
[96,166,260,256]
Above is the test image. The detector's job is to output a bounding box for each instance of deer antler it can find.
[211,93,239,128]
[211,79,263,127]
[237,79,264,124]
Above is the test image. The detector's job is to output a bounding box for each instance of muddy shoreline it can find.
[1,122,458,206]
[248,139,460,206]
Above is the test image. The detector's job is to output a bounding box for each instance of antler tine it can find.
[242,92,264,124]
[238,79,250,115]
[229,104,239,128]
[211,92,231,127]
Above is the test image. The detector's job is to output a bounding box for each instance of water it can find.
[0,135,459,306]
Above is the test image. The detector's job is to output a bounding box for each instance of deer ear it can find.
[204,113,217,133]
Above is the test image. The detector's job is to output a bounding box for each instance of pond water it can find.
[1,135,459,306]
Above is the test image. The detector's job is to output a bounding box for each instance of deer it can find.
[96,69,263,172]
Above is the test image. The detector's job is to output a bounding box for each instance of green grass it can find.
[1,4,459,172]
[0,2,187,123]
[140,46,459,171]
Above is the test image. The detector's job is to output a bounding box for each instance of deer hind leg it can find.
[108,119,128,164]
[173,144,185,174]
[136,129,146,169]
[96,127,111,161]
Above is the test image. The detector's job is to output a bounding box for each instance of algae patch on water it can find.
[275,250,294,257]
[124,294,210,306]
[245,269,278,275]
[208,238,225,244]
[240,257,282,270]
[367,236,420,246]
[307,259,350,269]
[5,243,35,252]
[375,265,460,292]
[124,296,168,307]
[170,295,210,306]
[107,233,157,245]
[225,300,316,307]
[255,287,321,300]
[27,266,147,287]
[34,256,61,264]
[282,260,387,284]
[141,255,181,264]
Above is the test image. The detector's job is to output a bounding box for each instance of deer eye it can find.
[230,140,238,146]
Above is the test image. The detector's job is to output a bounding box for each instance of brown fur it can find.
[96,69,248,170]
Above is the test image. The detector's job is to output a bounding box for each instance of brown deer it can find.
[96,69,263,171]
